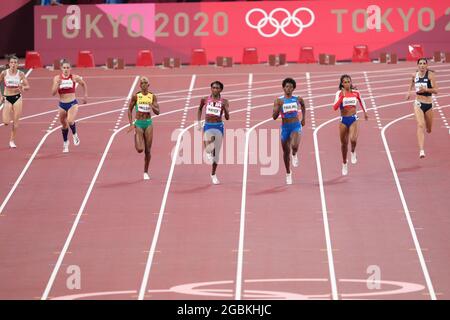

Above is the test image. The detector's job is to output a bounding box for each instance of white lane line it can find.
[246,73,253,129]
[180,75,196,129]
[0,98,126,129]
[235,116,273,300]
[313,120,339,300]
[41,76,139,300]
[0,107,125,215]
[306,72,316,130]
[363,72,382,129]
[114,76,139,131]
[432,96,450,133]
[380,105,450,300]
[312,91,450,300]
[137,97,277,300]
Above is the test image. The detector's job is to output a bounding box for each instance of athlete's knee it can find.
[417,123,425,131]
[136,148,144,153]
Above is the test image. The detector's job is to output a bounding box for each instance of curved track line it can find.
[40,75,140,300]
[379,104,450,300]
[234,117,273,300]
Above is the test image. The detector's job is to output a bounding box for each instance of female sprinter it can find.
[332,74,368,176]
[197,81,230,185]
[0,55,30,148]
[273,78,306,185]
[128,76,160,180]
[51,59,87,153]
[406,58,439,158]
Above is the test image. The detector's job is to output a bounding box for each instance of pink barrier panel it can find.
[35,1,449,65]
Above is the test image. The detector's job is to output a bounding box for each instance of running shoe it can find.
[342,163,348,176]
[419,150,425,158]
[73,133,80,146]
[211,174,220,185]
[292,153,299,167]
[9,140,17,148]
[143,172,150,180]
[286,173,293,185]
[351,152,357,164]
[63,141,69,153]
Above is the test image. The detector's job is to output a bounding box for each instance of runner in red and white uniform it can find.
[51,59,87,153]
[197,81,230,185]
[332,74,368,176]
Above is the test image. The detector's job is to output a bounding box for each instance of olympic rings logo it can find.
[245,8,315,38]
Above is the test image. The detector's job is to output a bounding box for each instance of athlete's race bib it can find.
[415,82,427,92]
[342,97,357,107]
[5,78,20,87]
[137,104,151,113]
[206,102,222,116]
[282,102,298,113]
[60,79,74,89]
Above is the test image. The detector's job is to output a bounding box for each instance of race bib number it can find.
[282,102,298,113]
[415,82,427,92]
[206,102,222,116]
[343,97,357,107]
[5,78,20,87]
[137,104,151,113]
[60,79,74,89]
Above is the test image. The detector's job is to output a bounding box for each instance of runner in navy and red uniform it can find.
[197,81,230,185]
[406,58,439,159]
[273,78,306,185]
[332,74,368,176]
[0,55,30,148]
[51,60,87,153]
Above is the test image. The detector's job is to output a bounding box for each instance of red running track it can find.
[0,63,449,300]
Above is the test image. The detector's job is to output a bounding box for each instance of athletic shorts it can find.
[281,121,301,142]
[59,100,78,111]
[340,114,358,128]
[134,118,153,130]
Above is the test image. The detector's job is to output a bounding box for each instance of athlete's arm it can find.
[151,95,160,115]
[0,71,4,103]
[427,71,438,95]
[197,98,205,122]
[128,93,137,127]
[332,90,344,111]
[223,99,230,120]
[298,97,306,126]
[405,73,415,100]
[356,91,369,120]
[74,75,87,103]
[273,98,282,120]
[19,71,30,91]
[51,75,61,96]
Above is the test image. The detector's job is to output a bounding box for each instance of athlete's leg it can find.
[143,125,153,174]
[414,103,426,151]
[134,126,145,153]
[2,100,12,126]
[59,108,69,142]
[424,107,433,134]
[348,119,359,153]
[10,98,23,143]
[282,137,291,174]
[290,130,301,156]
[339,123,349,164]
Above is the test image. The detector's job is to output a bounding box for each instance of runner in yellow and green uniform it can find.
[128,76,160,180]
